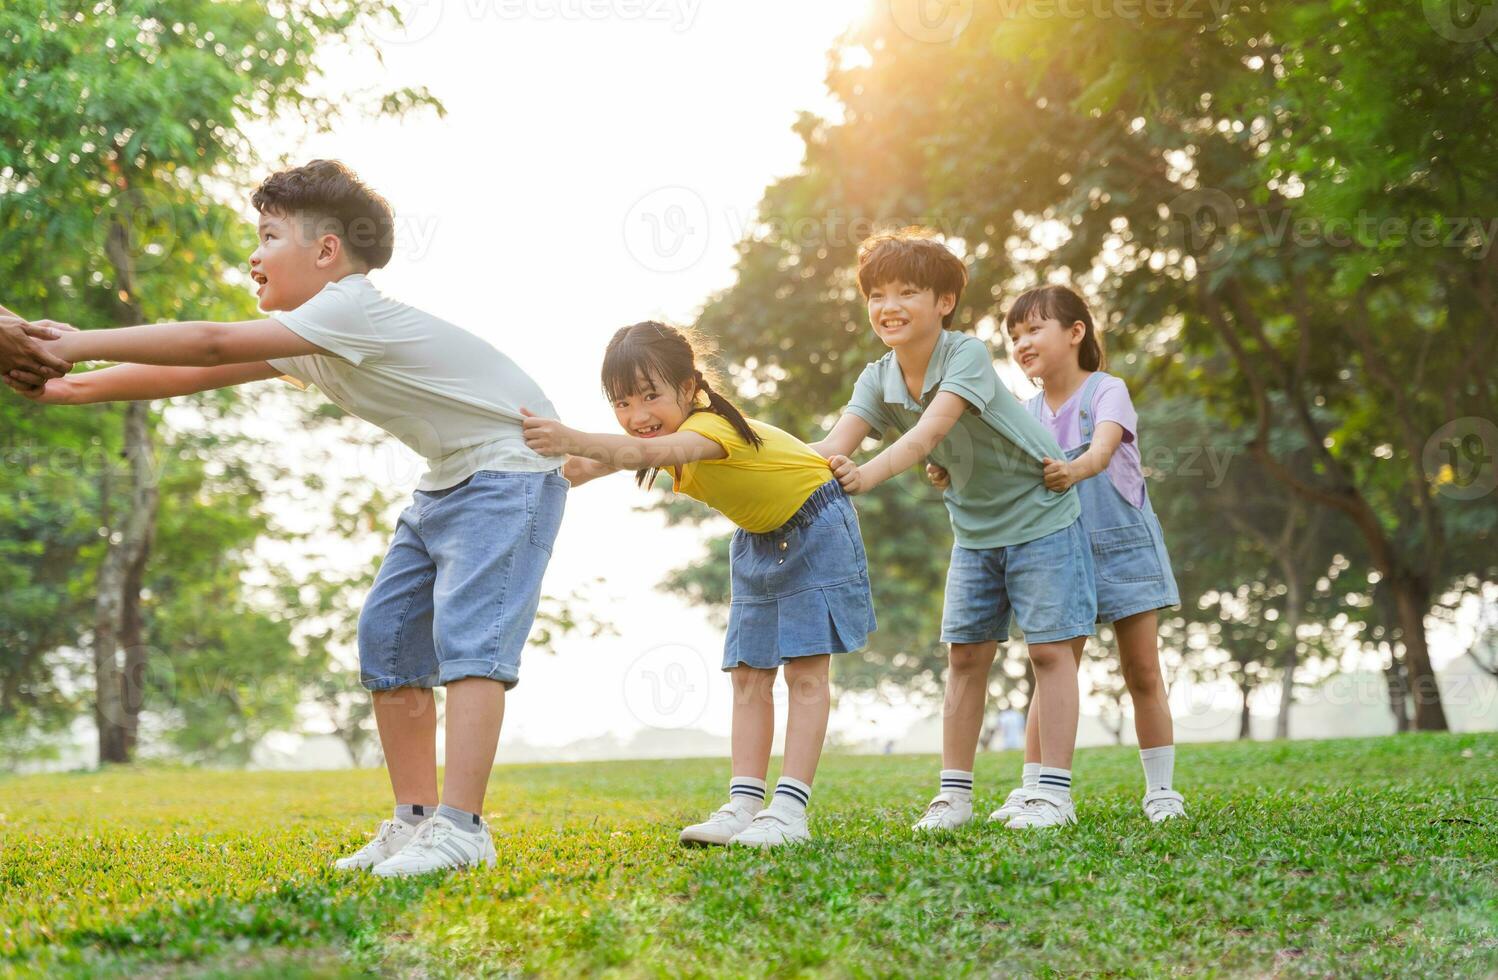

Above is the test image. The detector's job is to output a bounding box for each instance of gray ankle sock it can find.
[394,803,431,827]
[435,802,483,831]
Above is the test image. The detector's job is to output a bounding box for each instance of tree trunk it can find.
[1388,573,1449,731]
[1383,643,1412,733]
[120,458,158,757]
[1238,684,1253,740]
[1275,580,1301,741]
[93,401,157,765]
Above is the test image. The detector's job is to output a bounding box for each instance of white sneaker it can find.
[1143,789,1186,823]
[1004,790,1077,829]
[679,800,758,846]
[370,815,497,877]
[728,808,811,848]
[912,792,973,832]
[987,787,1031,824]
[333,818,420,872]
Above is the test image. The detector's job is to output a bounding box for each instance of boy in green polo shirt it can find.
[810,231,1096,831]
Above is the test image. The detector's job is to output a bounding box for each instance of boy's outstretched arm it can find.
[807,413,873,460]
[4,362,283,405]
[40,319,326,367]
[833,392,968,494]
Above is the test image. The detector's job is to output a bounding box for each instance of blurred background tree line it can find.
[664,0,1498,737]
[2,0,1494,767]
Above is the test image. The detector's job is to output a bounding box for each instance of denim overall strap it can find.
[1075,371,1107,445]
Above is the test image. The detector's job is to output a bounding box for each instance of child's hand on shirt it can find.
[926,462,950,490]
[1041,456,1077,492]
[520,407,578,457]
[828,454,866,494]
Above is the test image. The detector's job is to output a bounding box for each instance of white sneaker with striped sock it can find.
[913,792,973,831]
[1143,789,1186,823]
[728,808,811,848]
[987,787,1031,824]
[1005,790,1077,829]
[333,818,420,872]
[370,815,496,877]
[679,799,758,846]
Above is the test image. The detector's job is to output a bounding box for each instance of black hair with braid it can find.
[601,321,764,487]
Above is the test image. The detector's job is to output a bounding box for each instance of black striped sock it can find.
[1037,766,1072,799]
[729,775,767,806]
[940,769,974,797]
[770,776,812,815]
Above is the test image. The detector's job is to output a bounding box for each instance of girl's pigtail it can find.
[694,371,765,450]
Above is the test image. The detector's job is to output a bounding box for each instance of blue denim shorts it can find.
[724,481,877,670]
[940,518,1097,645]
[357,470,567,691]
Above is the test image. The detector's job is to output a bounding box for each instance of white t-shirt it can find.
[267,274,559,491]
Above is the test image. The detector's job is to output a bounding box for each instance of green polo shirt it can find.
[844,328,1081,549]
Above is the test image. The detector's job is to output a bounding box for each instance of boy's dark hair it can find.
[251,160,395,270]
[1005,284,1106,372]
[856,229,969,328]
[602,321,764,488]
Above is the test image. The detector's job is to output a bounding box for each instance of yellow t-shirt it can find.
[672,411,833,533]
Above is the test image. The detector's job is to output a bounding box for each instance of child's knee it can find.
[1121,656,1163,695]
[949,641,997,673]
[1027,641,1073,671]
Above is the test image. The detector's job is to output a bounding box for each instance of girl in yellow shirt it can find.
[522,321,876,848]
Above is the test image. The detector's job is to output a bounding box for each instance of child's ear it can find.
[937,292,957,316]
[1070,320,1087,345]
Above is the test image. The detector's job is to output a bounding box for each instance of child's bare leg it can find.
[943,641,997,772]
[1021,638,1081,766]
[439,677,506,814]
[1117,611,1172,749]
[781,655,831,785]
[372,686,439,807]
[730,666,777,781]
[1028,640,1080,770]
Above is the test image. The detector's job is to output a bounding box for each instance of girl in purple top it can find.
[931,284,1185,823]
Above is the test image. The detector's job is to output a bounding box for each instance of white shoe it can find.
[912,792,973,832]
[1143,789,1186,823]
[728,808,811,848]
[987,787,1031,824]
[333,818,420,872]
[1004,790,1077,829]
[679,800,758,846]
[371,815,497,877]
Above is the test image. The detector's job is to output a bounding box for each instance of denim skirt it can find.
[723,480,877,669]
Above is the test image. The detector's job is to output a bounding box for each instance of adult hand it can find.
[0,316,75,383]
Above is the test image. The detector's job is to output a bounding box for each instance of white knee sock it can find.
[1139,745,1175,793]
[1021,762,1041,790]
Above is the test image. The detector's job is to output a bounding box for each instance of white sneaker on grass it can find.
[987,787,1031,824]
[333,819,420,872]
[679,800,758,846]
[371,816,496,877]
[913,792,973,832]
[1143,789,1186,823]
[1004,790,1077,830]
[728,808,811,848]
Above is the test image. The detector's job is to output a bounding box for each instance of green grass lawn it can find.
[2,733,1495,978]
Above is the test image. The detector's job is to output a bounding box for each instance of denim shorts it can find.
[724,481,877,670]
[940,517,1097,645]
[357,470,567,691]
[1068,446,1181,623]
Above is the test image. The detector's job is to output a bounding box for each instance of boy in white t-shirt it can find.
[3,160,566,876]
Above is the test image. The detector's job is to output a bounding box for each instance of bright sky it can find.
[248,0,885,749]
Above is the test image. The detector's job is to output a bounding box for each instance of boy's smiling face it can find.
[611,368,696,440]
[866,279,954,349]
[248,210,355,311]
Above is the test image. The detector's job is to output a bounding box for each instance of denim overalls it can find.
[1027,373,1179,623]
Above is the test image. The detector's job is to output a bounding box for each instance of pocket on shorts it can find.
[528,475,568,555]
[1090,523,1163,584]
